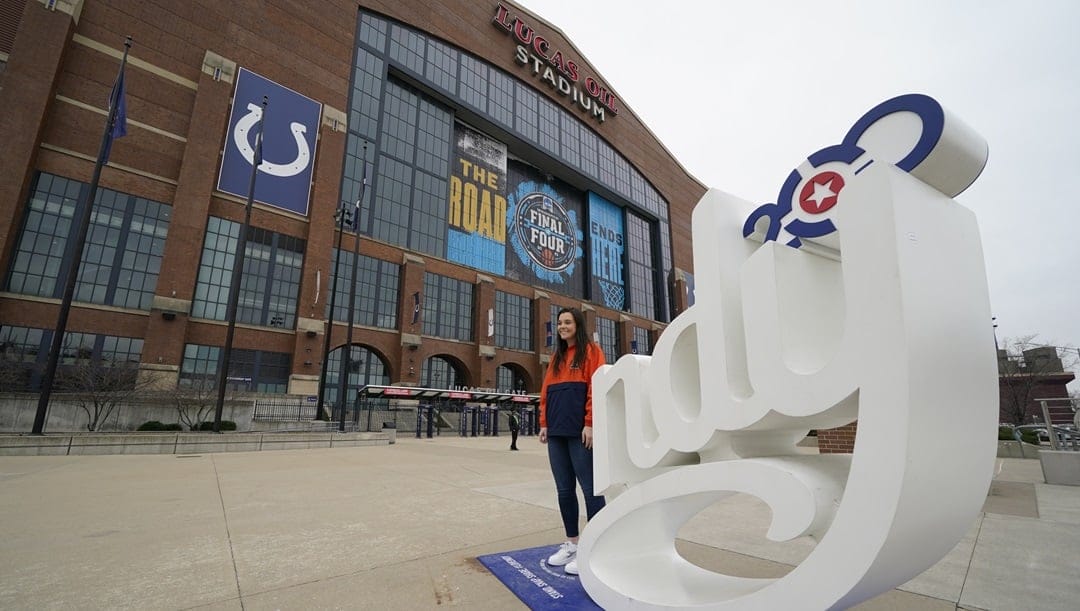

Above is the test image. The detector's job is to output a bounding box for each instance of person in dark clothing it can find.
[508,410,520,450]
[539,307,606,576]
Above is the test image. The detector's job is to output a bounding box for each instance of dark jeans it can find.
[510,429,519,449]
[547,434,606,538]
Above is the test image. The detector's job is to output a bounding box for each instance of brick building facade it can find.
[0,0,706,407]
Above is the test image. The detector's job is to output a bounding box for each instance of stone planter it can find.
[1040,450,1080,486]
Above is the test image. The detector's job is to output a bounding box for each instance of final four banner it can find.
[217,68,322,216]
[505,160,585,297]
[447,123,507,275]
[588,192,625,310]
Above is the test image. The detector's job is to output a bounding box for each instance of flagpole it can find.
[31,36,132,435]
[212,95,268,432]
[338,142,367,432]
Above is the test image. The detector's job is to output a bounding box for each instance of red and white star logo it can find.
[798,171,845,214]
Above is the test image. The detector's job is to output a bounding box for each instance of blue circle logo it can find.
[514,192,578,272]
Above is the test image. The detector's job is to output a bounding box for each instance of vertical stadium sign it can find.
[506,169,584,293]
[493,3,619,123]
[515,192,577,271]
[589,193,625,309]
[447,123,508,275]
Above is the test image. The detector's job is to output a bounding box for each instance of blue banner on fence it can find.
[217,68,322,216]
[477,544,601,610]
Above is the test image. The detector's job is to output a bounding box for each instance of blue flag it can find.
[102,69,127,162]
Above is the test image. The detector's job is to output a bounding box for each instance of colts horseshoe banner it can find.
[217,68,323,216]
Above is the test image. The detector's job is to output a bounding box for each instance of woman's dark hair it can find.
[552,307,590,373]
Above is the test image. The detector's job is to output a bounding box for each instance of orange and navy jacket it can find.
[540,342,605,436]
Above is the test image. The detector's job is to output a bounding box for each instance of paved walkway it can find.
[1,434,1077,610]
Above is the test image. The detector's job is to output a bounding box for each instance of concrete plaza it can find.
[1,434,1078,609]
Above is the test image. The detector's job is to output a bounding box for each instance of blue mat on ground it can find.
[477,544,602,609]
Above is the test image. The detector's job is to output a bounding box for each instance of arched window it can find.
[496,364,528,393]
[421,355,464,389]
[323,345,389,408]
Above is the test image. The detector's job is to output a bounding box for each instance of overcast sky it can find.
[520,0,1080,385]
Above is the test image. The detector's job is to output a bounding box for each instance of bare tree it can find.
[0,340,38,393]
[56,360,159,431]
[172,378,226,431]
[998,336,1078,425]
[0,357,29,394]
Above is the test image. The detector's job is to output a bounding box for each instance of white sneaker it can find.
[547,541,577,566]
[564,558,579,575]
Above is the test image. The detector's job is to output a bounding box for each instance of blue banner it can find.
[217,68,322,216]
[588,193,625,309]
[506,160,584,297]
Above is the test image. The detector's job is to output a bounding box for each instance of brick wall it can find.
[817,421,857,454]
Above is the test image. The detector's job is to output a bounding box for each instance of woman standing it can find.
[540,307,606,575]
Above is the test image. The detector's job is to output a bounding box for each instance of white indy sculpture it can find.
[579,94,995,609]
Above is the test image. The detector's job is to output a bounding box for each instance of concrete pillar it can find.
[475,274,496,387]
[289,104,347,396]
[142,52,235,378]
[0,0,82,274]
[397,253,425,384]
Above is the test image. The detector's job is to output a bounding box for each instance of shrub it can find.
[1019,430,1041,445]
[137,421,183,431]
[998,426,1015,441]
[197,420,237,431]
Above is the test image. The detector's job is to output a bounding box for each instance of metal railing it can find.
[1035,398,1080,451]
[251,393,540,436]
[252,398,319,422]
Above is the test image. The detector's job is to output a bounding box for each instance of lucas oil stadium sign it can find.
[493,3,619,123]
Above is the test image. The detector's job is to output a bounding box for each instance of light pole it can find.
[213,96,268,432]
[338,142,368,432]
[335,202,359,433]
[315,201,351,420]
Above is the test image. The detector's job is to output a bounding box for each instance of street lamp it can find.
[315,201,353,420]
[338,142,368,432]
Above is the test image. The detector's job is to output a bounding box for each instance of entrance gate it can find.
[352,385,539,437]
